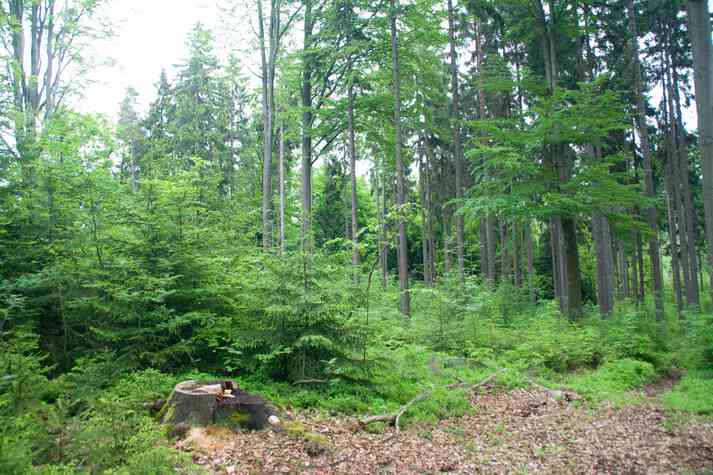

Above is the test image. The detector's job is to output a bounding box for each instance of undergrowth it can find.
[2,277,711,473]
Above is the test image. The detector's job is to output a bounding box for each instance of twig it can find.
[293,378,328,385]
[359,368,507,430]
[324,369,507,469]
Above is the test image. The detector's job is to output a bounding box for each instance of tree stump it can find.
[160,380,273,431]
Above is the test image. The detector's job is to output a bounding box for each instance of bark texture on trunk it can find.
[593,212,615,316]
[447,0,466,285]
[390,0,411,317]
[686,0,713,302]
[627,0,664,320]
[301,0,314,253]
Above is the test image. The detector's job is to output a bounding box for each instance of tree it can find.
[686,0,713,301]
[447,0,465,285]
[390,0,410,317]
[627,0,665,321]
[117,87,142,192]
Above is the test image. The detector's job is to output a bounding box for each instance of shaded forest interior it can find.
[1,0,713,473]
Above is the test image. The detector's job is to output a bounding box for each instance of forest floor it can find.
[177,378,713,474]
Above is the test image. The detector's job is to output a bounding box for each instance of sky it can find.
[80,0,228,119]
[81,0,709,128]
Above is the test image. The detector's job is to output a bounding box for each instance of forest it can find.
[1,0,713,473]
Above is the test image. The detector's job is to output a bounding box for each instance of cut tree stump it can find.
[160,380,274,430]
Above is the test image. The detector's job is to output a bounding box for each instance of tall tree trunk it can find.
[627,0,665,321]
[279,120,286,256]
[561,216,582,316]
[374,164,388,289]
[686,0,713,302]
[348,75,359,279]
[390,0,410,316]
[302,0,314,252]
[447,0,466,285]
[665,60,698,308]
[475,20,496,285]
[525,221,536,303]
[672,64,701,307]
[593,212,615,315]
[347,1,359,279]
[665,149,684,314]
[258,0,274,251]
[419,145,432,285]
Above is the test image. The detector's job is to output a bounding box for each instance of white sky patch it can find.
[79,0,225,119]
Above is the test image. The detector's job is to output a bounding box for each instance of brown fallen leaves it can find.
[176,384,713,474]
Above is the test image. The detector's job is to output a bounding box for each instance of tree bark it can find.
[627,0,664,321]
[258,0,276,251]
[279,120,286,255]
[347,73,359,279]
[447,0,466,286]
[390,0,410,317]
[525,221,536,303]
[301,0,314,253]
[686,0,713,303]
[593,212,615,315]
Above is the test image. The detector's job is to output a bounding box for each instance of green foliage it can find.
[664,372,713,415]
[565,358,657,404]
[209,251,364,382]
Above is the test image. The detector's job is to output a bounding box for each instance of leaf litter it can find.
[176,381,713,474]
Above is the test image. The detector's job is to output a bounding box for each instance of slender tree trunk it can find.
[447,0,466,285]
[618,241,630,299]
[302,0,314,252]
[665,61,698,308]
[636,230,645,303]
[419,146,432,285]
[514,223,522,288]
[443,209,451,275]
[487,214,497,283]
[348,75,359,279]
[525,221,536,303]
[424,139,437,283]
[279,121,286,256]
[686,0,713,303]
[673,66,701,307]
[475,20,496,285]
[374,165,388,289]
[347,1,359,279]
[550,218,562,303]
[665,151,684,314]
[390,0,410,316]
[627,0,665,321]
[500,220,510,283]
[258,0,274,251]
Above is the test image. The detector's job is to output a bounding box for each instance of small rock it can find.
[268,414,281,426]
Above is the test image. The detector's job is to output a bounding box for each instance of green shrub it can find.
[566,358,656,403]
[664,372,713,415]
[208,252,363,382]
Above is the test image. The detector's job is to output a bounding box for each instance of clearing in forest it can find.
[177,381,713,474]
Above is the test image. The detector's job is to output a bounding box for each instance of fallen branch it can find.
[359,368,507,432]
[293,379,328,385]
[527,377,580,402]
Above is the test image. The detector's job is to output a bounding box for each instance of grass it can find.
[562,358,657,405]
[664,371,713,415]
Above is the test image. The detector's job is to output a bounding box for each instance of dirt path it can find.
[178,383,713,474]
